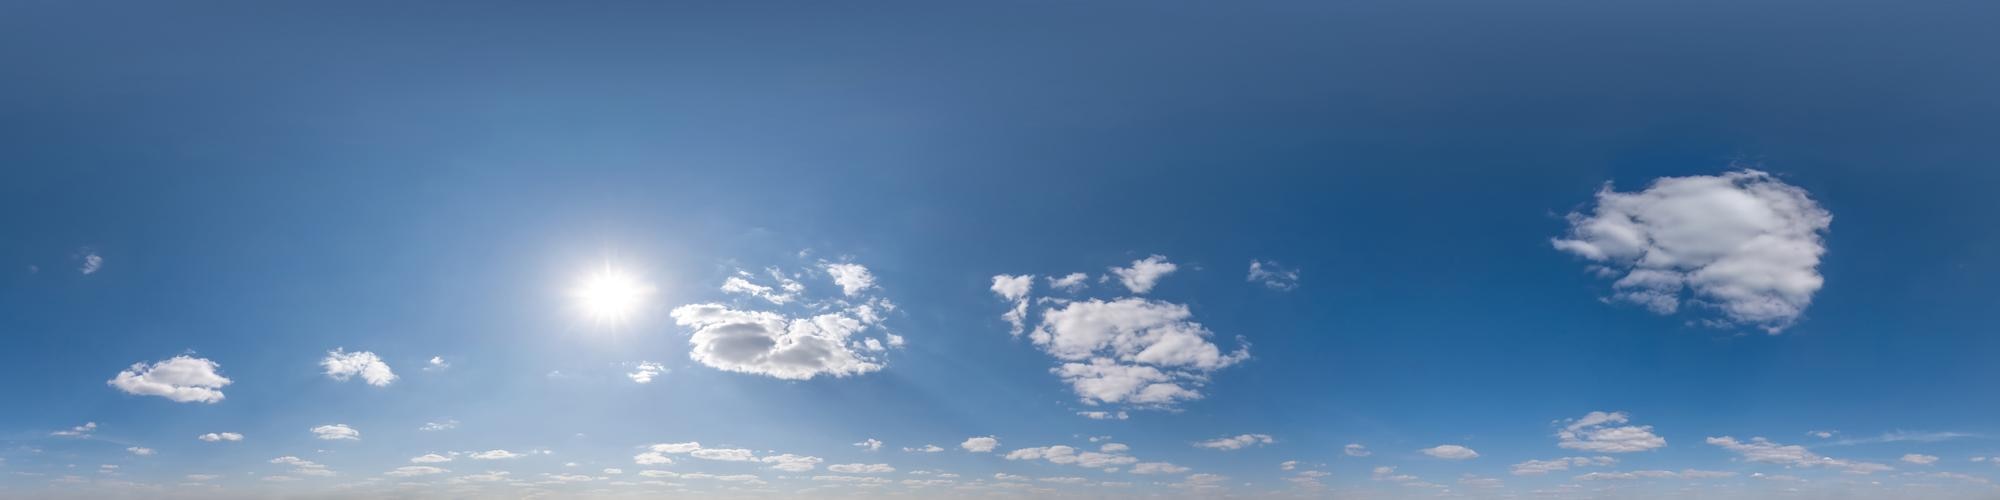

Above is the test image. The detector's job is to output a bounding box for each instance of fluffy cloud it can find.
[107,356,232,403]
[1511,456,1616,475]
[961,436,999,453]
[1109,255,1177,294]
[321,349,397,387]
[903,444,943,453]
[311,424,359,440]
[722,269,802,305]
[270,456,335,477]
[1195,434,1275,451]
[1706,436,1892,474]
[424,356,450,372]
[991,274,1033,335]
[824,263,876,296]
[468,450,522,460]
[1246,260,1300,291]
[1553,170,1832,332]
[853,438,882,452]
[1345,444,1371,457]
[1422,445,1480,460]
[410,453,455,464]
[1557,411,1667,453]
[197,432,243,442]
[760,454,822,472]
[671,261,902,380]
[627,362,666,383]
[1048,273,1090,293]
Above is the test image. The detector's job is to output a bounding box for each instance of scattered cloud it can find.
[423,356,450,372]
[52,422,96,438]
[1048,273,1090,293]
[670,261,901,380]
[1706,436,1892,474]
[1109,255,1178,294]
[826,463,894,474]
[1005,445,1139,469]
[321,349,397,387]
[1511,456,1616,475]
[1902,454,1940,465]
[1195,434,1274,451]
[1345,444,1371,457]
[77,248,103,275]
[197,432,243,442]
[991,274,1033,335]
[419,419,458,432]
[760,454,822,472]
[1422,445,1480,460]
[823,262,876,296]
[1078,411,1130,420]
[626,361,666,383]
[311,424,360,441]
[410,453,455,464]
[386,466,449,477]
[1552,170,1832,332]
[270,456,335,477]
[108,356,232,403]
[961,436,999,453]
[853,438,882,452]
[903,444,944,453]
[1246,260,1300,291]
[468,450,523,460]
[126,446,155,456]
[1557,411,1666,453]
[1131,462,1190,474]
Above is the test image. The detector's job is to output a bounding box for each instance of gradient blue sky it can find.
[4,1,2000,498]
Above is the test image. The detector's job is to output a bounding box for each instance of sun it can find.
[572,264,654,325]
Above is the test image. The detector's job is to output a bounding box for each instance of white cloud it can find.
[1553,170,1832,332]
[126,447,154,456]
[52,422,96,437]
[197,432,243,442]
[468,450,522,460]
[1902,454,1939,465]
[410,453,455,464]
[992,274,1034,335]
[321,348,397,387]
[1005,445,1138,469]
[1195,434,1274,451]
[853,438,882,452]
[723,274,798,305]
[1557,411,1667,453]
[1035,299,1248,407]
[270,456,334,477]
[1109,255,1177,294]
[311,424,359,441]
[419,419,458,432]
[1422,445,1479,460]
[386,466,449,477]
[1345,444,1371,457]
[107,356,232,403]
[1511,456,1616,475]
[961,436,999,453]
[1131,462,1190,474]
[760,454,822,472]
[692,448,757,462]
[670,303,887,380]
[824,263,876,296]
[903,444,943,453]
[627,361,666,383]
[1100,443,1130,453]
[424,356,450,372]
[1078,411,1130,420]
[1048,273,1089,293]
[827,463,894,474]
[78,248,103,275]
[1246,260,1300,291]
[1706,436,1892,474]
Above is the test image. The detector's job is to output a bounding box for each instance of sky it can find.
[3,1,2000,499]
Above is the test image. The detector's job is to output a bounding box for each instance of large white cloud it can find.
[321,349,397,387]
[1557,411,1666,453]
[1553,170,1832,332]
[961,436,999,453]
[107,356,232,403]
[671,261,902,380]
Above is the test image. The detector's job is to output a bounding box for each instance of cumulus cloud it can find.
[824,263,876,296]
[1557,411,1667,453]
[410,453,455,464]
[1109,255,1177,294]
[1048,273,1090,293]
[1006,445,1139,469]
[722,271,801,305]
[197,432,243,442]
[760,454,822,472]
[1422,445,1480,460]
[107,356,232,403]
[1246,260,1300,291]
[853,438,881,452]
[1706,436,1892,474]
[961,436,999,453]
[1345,444,1371,457]
[1195,434,1275,451]
[424,356,450,372]
[321,349,396,386]
[827,463,894,474]
[311,424,359,440]
[627,361,666,383]
[991,274,1033,335]
[1553,170,1832,332]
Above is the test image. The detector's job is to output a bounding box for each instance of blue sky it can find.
[4,1,2000,498]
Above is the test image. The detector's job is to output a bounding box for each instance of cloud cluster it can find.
[322,349,397,387]
[1195,434,1274,451]
[1246,260,1300,291]
[1557,411,1666,453]
[1706,436,1892,474]
[108,356,232,403]
[671,262,903,380]
[1553,170,1832,332]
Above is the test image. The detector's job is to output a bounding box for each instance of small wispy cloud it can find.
[1823,430,1982,447]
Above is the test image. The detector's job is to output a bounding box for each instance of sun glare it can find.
[573,264,653,325]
